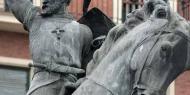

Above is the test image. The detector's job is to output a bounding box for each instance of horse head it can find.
[130,0,190,95]
[72,0,190,95]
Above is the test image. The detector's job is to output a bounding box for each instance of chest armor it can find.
[29,18,82,67]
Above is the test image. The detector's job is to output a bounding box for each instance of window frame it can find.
[0,65,31,92]
[0,56,32,94]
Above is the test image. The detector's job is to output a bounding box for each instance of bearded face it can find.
[41,0,68,17]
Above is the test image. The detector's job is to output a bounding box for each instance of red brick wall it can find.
[69,0,113,19]
[175,71,190,95]
[177,0,190,20]
[0,31,30,59]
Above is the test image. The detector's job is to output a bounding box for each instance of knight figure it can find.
[6,0,93,95]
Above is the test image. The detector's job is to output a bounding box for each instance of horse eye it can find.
[160,42,172,58]
[161,45,168,51]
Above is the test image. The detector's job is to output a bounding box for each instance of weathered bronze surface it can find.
[6,0,190,95]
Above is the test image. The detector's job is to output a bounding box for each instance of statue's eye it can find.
[51,30,57,33]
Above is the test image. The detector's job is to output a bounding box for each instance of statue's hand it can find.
[50,65,85,74]
[65,78,86,89]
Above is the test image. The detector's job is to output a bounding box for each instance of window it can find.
[0,66,30,95]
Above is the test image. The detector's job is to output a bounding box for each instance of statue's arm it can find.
[6,0,39,29]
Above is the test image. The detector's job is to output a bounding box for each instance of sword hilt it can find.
[29,63,46,69]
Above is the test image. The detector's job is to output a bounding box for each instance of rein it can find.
[130,30,164,95]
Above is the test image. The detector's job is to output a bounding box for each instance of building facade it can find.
[0,0,189,95]
[177,0,190,20]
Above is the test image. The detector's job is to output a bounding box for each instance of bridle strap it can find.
[131,31,164,95]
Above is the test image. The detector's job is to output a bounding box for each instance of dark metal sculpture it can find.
[6,0,190,94]
[6,0,92,95]
[72,0,190,95]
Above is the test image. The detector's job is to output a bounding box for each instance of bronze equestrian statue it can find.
[6,0,190,95]
[6,0,92,95]
[73,0,190,95]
